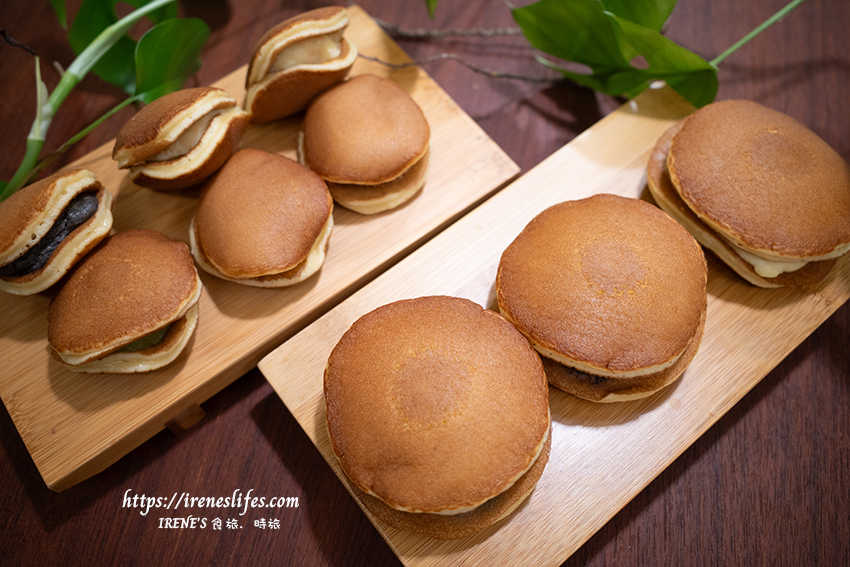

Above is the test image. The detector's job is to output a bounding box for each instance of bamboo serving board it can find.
[0,6,519,492]
[258,85,850,566]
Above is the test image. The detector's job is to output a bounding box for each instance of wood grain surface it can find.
[0,1,848,566]
[0,6,518,492]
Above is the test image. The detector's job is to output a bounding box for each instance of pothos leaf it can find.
[426,0,440,18]
[134,18,210,103]
[600,0,677,32]
[68,0,178,94]
[48,0,68,29]
[514,0,717,107]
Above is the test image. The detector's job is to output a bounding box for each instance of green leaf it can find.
[68,0,178,94]
[426,0,439,18]
[49,0,68,29]
[134,18,210,103]
[600,0,677,32]
[513,0,717,107]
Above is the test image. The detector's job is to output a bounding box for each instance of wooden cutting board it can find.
[258,84,850,566]
[0,5,519,492]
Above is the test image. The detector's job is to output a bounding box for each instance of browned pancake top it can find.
[194,148,332,278]
[324,296,549,514]
[301,74,430,184]
[496,194,707,375]
[47,229,200,355]
[0,169,97,257]
[667,99,850,257]
[112,87,235,164]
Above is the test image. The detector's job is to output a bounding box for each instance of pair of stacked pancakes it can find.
[47,229,203,374]
[497,194,708,402]
[324,296,551,540]
[0,169,113,296]
[647,99,850,288]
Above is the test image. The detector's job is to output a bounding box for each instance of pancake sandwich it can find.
[190,148,333,287]
[0,168,113,295]
[112,86,250,191]
[496,194,707,402]
[648,99,850,288]
[299,73,430,215]
[245,6,357,123]
[324,295,551,539]
[48,229,202,374]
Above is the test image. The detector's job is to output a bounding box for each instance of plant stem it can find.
[0,0,176,200]
[710,0,808,67]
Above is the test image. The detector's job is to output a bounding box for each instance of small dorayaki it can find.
[48,229,202,374]
[299,73,430,214]
[0,168,113,295]
[325,295,551,539]
[112,86,249,191]
[190,148,333,287]
[496,194,707,402]
[649,99,850,288]
[245,6,357,123]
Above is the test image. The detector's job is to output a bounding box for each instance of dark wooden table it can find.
[1,1,848,565]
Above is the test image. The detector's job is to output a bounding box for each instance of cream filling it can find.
[66,303,199,374]
[189,213,333,287]
[269,31,343,74]
[725,238,808,278]
[0,190,114,296]
[148,110,223,162]
[248,10,349,85]
[365,412,551,516]
[0,170,99,266]
[57,273,203,367]
[129,107,247,181]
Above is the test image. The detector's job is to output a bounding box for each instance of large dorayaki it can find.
[112,86,249,191]
[496,194,707,402]
[0,168,113,295]
[244,6,357,123]
[299,73,430,214]
[651,99,850,287]
[190,148,333,287]
[324,295,551,539]
[48,229,202,374]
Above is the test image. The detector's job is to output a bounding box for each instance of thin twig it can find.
[0,29,37,56]
[358,52,555,83]
[373,18,523,39]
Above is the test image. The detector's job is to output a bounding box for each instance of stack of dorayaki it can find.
[0,6,431,375]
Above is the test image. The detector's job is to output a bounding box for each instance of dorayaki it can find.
[48,229,202,374]
[245,6,357,123]
[299,74,430,214]
[325,295,551,539]
[0,168,113,295]
[112,86,249,191]
[190,148,333,287]
[648,99,850,288]
[496,194,707,402]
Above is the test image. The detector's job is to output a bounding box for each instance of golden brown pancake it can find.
[245,7,357,123]
[647,118,837,288]
[666,100,850,276]
[112,87,249,190]
[324,296,550,538]
[496,194,707,401]
[47,229,202,373]
[0,168,113,295]
[190,148,333,287]
[299,74,430,214]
